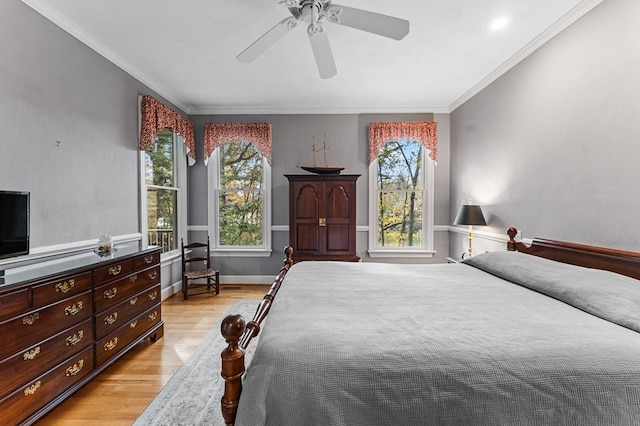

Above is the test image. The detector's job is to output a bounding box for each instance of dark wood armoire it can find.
[286,174,360,262]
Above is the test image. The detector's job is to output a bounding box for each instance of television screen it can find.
[0,191,30,260]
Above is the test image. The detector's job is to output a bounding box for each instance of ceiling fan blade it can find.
[237,17,299,63]
[326,5,409,40]
[307,23,337,79]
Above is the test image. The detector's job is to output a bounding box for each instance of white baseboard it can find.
[161,276,271,300]
[219,275,274,285]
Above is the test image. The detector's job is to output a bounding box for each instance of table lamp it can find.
[454,201,487,258]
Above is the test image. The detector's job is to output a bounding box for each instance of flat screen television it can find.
[0,190,30,260]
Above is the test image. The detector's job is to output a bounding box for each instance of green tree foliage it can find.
[377,140,423,247]
[219,141,263,246]
[145,129,177,252]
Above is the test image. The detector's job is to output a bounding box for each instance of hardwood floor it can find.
[36,284,269,425]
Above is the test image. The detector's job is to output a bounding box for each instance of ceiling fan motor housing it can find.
[289,0,333,23]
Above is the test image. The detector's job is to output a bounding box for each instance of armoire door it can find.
[286,174,360,261]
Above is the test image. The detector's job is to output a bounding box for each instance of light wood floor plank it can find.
[36,284,269,425]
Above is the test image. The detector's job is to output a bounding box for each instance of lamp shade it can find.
[454,204,487,226]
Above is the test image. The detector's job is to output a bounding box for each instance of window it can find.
[208,140,271,255]
[369,140,434,257]
[141,128,187,254]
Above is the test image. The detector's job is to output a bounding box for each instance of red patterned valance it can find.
[369,121,438,163]
[139,95,196,165]
[204,122,272,165]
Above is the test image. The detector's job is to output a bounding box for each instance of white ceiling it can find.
[20,0,602,114]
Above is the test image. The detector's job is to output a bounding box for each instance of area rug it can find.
[134,300,260,426]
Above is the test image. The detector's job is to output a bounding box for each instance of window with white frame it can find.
[369,139,434,257]
[141,128,187,254]
[208,140,271,254]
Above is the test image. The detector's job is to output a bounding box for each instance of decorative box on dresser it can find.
[286,174,360,262]
[0,245,163,425]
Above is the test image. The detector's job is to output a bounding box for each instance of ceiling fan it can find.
[237,0,410,79]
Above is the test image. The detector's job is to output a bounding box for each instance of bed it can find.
[220,227,640,425]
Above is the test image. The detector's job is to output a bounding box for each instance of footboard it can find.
[220,246,294,426]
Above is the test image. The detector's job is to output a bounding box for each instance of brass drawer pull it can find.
[22,313,39,325]
[66,330,84,346]
[24,381,41,396]
[65,302,83,316]
[109,265,122,276]
[129,274,138,283]
[23,347,41,361]
[319,217,326,227]
[148,291,158,301]
[104,337,118,351]
[130,320,138,328]
[104,288,118,299]
[104,312,118,325]
[65,359,85,377]
[148,271,158,280]
[129,297,138,305]
[55,279,75,294]
[144,255,154,264]
[148,311,158,322]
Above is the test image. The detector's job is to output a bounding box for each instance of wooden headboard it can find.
[507,227,640,281]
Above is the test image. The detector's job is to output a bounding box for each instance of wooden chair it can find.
[181,237,220,300]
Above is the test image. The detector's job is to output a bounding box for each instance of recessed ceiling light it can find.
[489,16,511,31]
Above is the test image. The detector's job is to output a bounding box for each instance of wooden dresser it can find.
[286,174,360,262]
[0,245,163,425]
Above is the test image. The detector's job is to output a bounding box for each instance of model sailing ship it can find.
[301,135,344,175]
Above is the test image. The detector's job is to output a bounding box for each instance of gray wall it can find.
[1,0,186,252]
[189,112,451,275]
[1,1,190,296]
[450,0,640,254]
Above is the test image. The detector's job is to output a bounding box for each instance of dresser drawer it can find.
[32,271,92,308]
[95,285,161,339]
[0,290,92,359]
[93,258,133,284]
[133,251,160,270]
[0,347,93,426]
[0,318,93,399]
[95,304,162,367]
[0,287,29,322]
[94,265,160,313]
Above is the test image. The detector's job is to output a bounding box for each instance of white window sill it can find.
[368,249,436,259]
[210,248,273,257]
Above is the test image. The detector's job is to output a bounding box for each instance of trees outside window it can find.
[369,140,434,257]
[209,140,271,253]
[218,141,263,246]
[143,128,185,254]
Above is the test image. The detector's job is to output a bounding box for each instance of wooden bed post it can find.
[220,247,294,426]
[507,227,518,251]
[220,314,246,426]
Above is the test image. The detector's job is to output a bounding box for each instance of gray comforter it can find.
[235,251,640,425]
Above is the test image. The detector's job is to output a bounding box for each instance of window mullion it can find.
[146,184,179,191]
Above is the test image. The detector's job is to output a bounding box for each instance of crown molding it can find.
[189,105,451,115]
